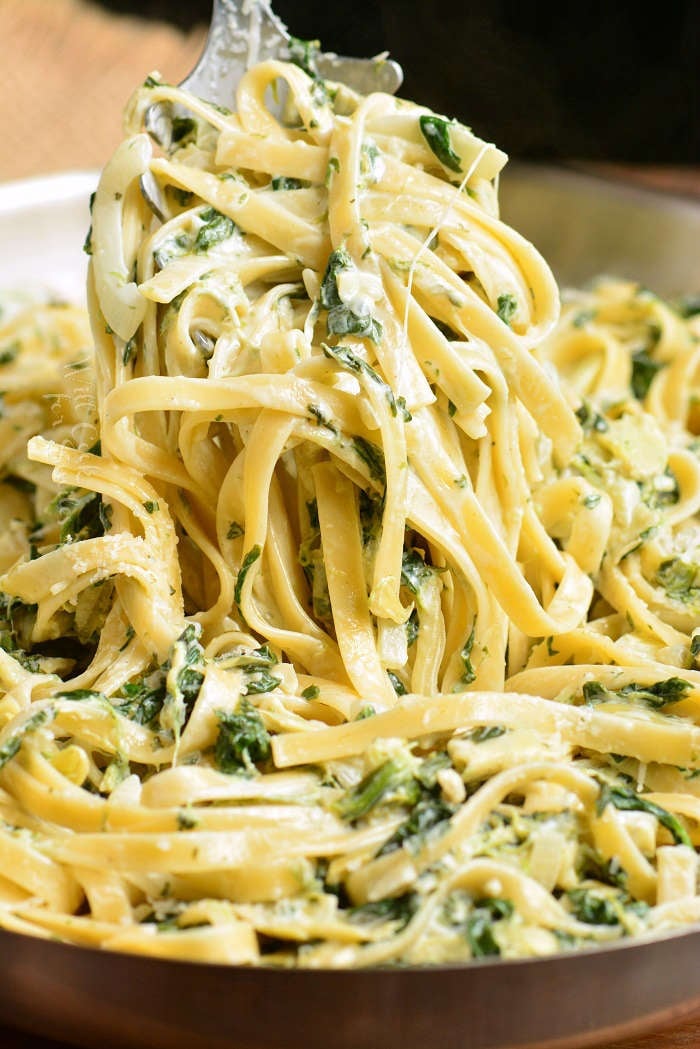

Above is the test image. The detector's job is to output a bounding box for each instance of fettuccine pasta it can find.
[0,52,700,966]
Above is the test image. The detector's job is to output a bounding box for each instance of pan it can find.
[2,920,700,1049]
[0,165,699,1049]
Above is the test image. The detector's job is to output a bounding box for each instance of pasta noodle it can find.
[1,53,700,966]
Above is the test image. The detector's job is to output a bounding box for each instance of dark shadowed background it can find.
[96,0,700,162]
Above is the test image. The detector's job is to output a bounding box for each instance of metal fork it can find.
[145,0,403,148]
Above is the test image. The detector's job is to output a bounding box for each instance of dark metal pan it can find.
[1,166,700,1049]
[500,162,700,296]
[2,922,700,1049]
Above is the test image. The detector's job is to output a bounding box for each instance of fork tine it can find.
[316,54,403,96]
[141,0,404,194]
[180,0,289,104]
[182,0,403,106]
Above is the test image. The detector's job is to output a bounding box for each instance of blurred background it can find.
[1,0,699,188]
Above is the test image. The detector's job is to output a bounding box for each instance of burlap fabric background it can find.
[1,0,205,180]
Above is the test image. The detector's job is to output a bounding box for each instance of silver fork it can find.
[145,0,403,148]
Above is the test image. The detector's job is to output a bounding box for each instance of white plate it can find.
[0,171,97,308]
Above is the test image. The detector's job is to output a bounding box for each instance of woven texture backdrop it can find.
[0,0,205,180]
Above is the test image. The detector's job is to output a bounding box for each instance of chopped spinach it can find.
[171,116,197,145]
[333,757,419,822]
[153,232,190,269]
[455,621,477,687]
[322,343,409,419]
[415,752,452,788]
[401,549,433,595]
[319,249,349,310]
[582,677,691,710]
[468,725,506,743]
[307,403,337,433]
[578,846,628,889]
[597,783,691,846]
[405,608,419,647]
[656,558,700,605]
[496,293,517,326]
[0,708,52,771]
[575,401,609,433]
[214,699,271,774]
[171,623,205,712]
[352,437,386,485]
[120,678,165,726]
[325,157,340,185]
[379,793,454,856]
[122,338,137,366]
[242,669,280,695]
[354,705,376,720]
[170,187,194,207]
[349,893,418,930]
[319,250,382,343]
[271,176,308,191]
[418,115,462,173]
[387,670,407,696]
[306,499,320,531]
[287,36,322,79]
[0,734,22,771]
[50,488,106,545]
[359,141,383,185]
[0,593,38,663]
[630,349,663,399]
[465,898,513,957]
[567,888,620,926]
[55,688,104,702]
[176,809,199,830]
[234,545,262,608]
[194,208,236,253]
[118,625,204,729]
[644,467,679,509]
[0,342,19,366]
